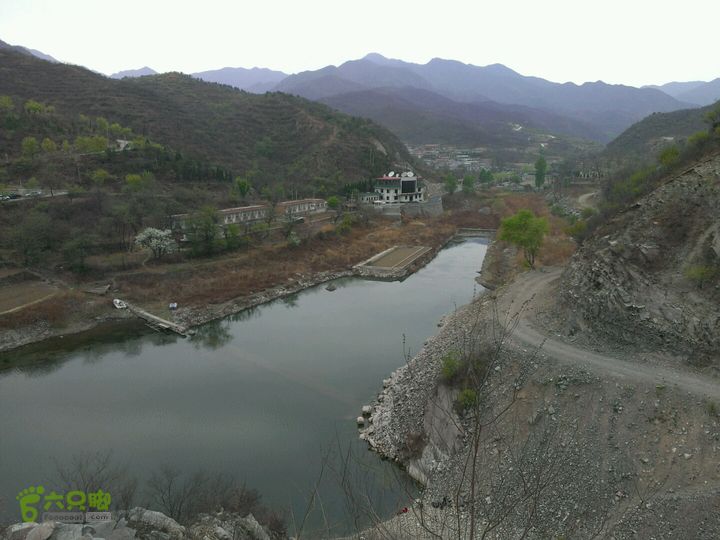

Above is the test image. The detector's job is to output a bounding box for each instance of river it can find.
[0,238,488,534]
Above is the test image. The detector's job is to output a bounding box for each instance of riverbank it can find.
[0,223,475,358]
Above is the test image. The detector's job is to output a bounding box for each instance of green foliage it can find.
[21,136,39,160]
[286,231,301,248]
[658,145,680,167]
[534,156,547,188]
[336,214,353,235]
[456,388,477,412]
[565,219,588,242]
[478,168,494,185]
[188,206,221,256]
[234,177,251,199]
[91,168,110,187]
[326,195,340,210]
[444,174,458,194]
[74,135,108,153]
[0,95,13,115]
[24,99,49,115]
[223,223,244,251]
[704,103,720,131]
[13,211,52,265]
[462,175,475,194]
[124,171,154,192]
[688,130,711,147]
[62,235,94,271]
[580,207,597,219]
[440,351,461,382]
[499,209,549,269]
[684,265,718,288]
[41,137,57,153]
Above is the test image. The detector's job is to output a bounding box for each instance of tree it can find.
[62,235,95,271]
[188,206,221,256]
[135,228,178,260]
[21,136,39,160]
[478,168,494,186]
[0,95,13,116]
[234,177,251,200]
[462,175,475,195]
[499,209,549,269]
[534,156,547,188]
[14,212,52,265]
[91,168,110,188]
[658,145,680,167]
[704,103,720,132]
[444,174,458,194]
[41,138,57,153]
[326,195,342,222]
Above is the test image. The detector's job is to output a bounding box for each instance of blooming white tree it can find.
[134,228,178,260]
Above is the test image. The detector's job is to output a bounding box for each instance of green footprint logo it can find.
[16,485,45,522]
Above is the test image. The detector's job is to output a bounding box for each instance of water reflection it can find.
[190,319,233,350]
[0,239,489,531]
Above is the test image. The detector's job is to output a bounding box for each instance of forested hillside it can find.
[0,49,411,192]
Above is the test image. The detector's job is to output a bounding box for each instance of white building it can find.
[374,171,424,203]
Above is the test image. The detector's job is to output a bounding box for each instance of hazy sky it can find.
[0,0,717,86]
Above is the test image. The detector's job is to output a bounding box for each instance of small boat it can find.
[113,298,128,309]
[325,284,337,292]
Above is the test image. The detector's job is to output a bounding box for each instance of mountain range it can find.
[645,79,720,106]
[6,38,719,150]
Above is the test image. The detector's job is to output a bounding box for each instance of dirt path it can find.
[577,190,597,208]
[499,268,720,399]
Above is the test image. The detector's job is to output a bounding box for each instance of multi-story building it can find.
[374,171,424,203]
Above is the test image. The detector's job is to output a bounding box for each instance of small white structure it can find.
[359,192,380,204]
[374,171,425,204]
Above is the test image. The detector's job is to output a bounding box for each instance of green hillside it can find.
[0,49,411,192]
[603,102,717,162]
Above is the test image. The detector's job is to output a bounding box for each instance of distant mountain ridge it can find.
[191,66,287,93]
[645,79,720,106]
[110,66,158,79]
[274,53,693,143]
[0,38,58,63]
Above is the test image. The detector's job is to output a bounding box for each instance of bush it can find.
[685,265,718,288]
[440,351,461,382]
[456,388,477,412]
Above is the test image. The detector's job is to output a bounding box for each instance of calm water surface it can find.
[0,239,487,532]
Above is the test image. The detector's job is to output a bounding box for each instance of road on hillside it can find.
[500,268,720,399]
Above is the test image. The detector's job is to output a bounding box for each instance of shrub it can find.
[440,350,461,382]
[684,265,718,288]
[456,388,477,412]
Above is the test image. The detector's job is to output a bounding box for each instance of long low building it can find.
[171,199,328,237]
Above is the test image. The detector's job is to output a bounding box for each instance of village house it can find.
[374,171,425,203]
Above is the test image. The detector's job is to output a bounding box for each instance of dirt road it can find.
[500,268,720,399]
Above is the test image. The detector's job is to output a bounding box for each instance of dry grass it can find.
[0,281,57,313]
[114,211,497,308]
[0,290,90,329]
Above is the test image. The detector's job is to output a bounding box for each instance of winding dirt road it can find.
[500,268,720,399]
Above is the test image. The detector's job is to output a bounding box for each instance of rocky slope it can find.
[562,153,720,365]
[1,507,275,540]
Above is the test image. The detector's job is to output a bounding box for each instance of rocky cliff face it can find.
[562,154,720,363]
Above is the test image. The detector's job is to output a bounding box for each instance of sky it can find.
[0,0,717,86]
